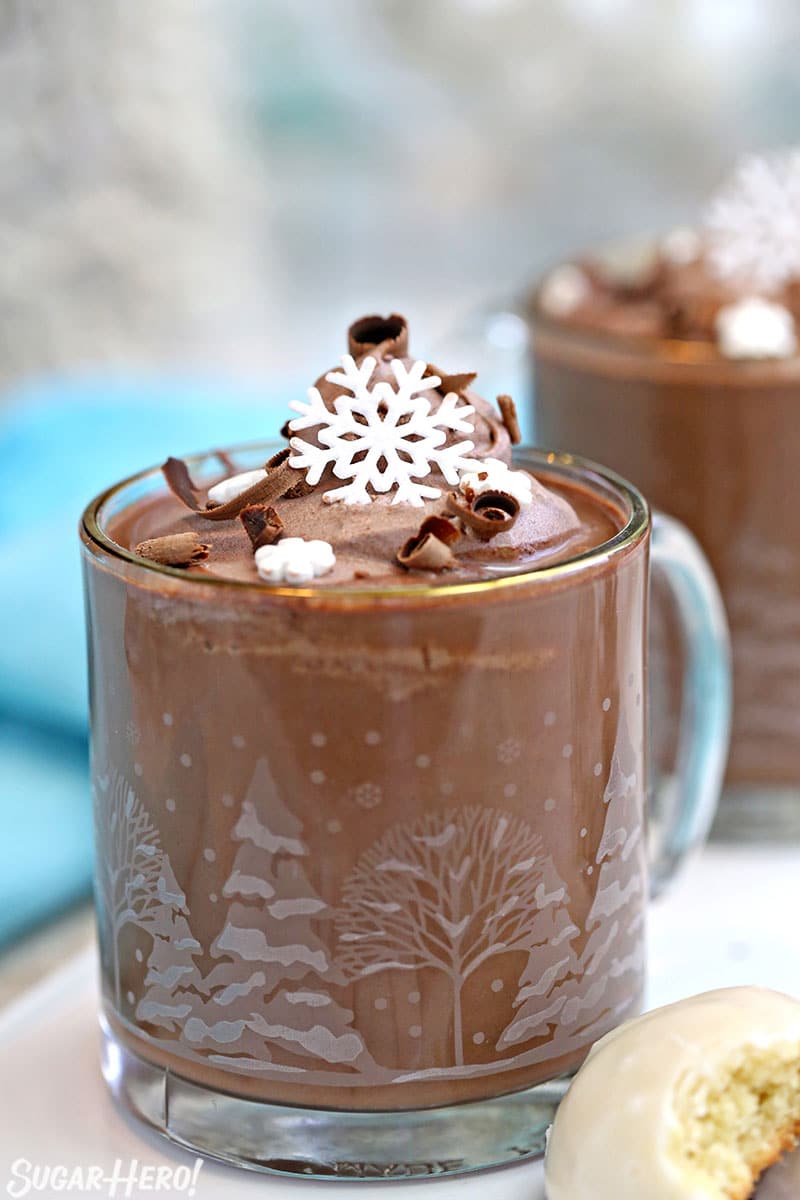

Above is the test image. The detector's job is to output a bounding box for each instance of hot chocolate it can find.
[81,313,727,1175]
[531,153,800,829]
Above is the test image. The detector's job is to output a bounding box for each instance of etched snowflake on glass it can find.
[705,151,800,290]
[288,356,477,506]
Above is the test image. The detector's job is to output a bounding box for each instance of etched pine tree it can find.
[532,726,647,1048]
[93,769,176,1008]
[336,808,580,1068]
[135,894,203,1034]
[185,759,370,1071]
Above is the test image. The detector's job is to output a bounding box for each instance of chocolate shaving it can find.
[266,447,292,469]
[497,394,522,444]
[397,532,457,572]
[446,489,520,541]
[426,363,477,396]
[417,514,462,546]
[162,456,203,510]
[279,419,292,440]
[240,504,283,550]
[163,455,308,521]
[135,532,209,567]
[202,460,304,520]
[213,449,239,474]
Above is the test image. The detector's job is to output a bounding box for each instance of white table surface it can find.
[1,844,800,1199]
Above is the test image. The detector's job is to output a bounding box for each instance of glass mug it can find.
[81,444,730,1180]
[460,260,800,841]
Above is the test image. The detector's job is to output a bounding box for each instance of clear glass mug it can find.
[457,272,800,842]
[80,444,730,1180]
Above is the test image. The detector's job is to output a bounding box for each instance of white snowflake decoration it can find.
[255,537,335,585]
[705,151,800,290]
[459,457,533,506]
[287,356,477,506]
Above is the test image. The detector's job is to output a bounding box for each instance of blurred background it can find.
[2,0,800,993]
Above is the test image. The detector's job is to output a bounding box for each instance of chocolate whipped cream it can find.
[110,315,616,587]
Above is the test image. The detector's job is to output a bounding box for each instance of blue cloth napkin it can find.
[0,371,298,946]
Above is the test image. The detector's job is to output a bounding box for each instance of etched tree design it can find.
[336,808,581,1068]
[185,759,370,1071]
[512,731,647,1051]
[93,769,174,1009]
[135,893,203,1033]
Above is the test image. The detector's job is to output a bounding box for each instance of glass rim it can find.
[80,442,650,602]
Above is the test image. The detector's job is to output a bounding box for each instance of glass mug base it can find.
[101,1017,565,1179]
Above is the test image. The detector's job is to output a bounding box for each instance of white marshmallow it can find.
[459,457,533,506]
[255,537,335,585]
[715,297,797,360]
[207,468,267,506]
[539,263,591,317]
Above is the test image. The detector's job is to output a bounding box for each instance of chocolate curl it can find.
[426,363,477,396]
[348,313,409,358]
[397,514,461,571]
[397,533,457,572]
[497,394,522,445]
[162,456,202,510]
[447,490,520,541]
[240,504,283,550]
[162,455,307,521]
[267,443,314,496]
[135,532,209,567]
[213,449,239,474]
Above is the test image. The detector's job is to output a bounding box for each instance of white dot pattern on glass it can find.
[594,762,603,777]
[165,798,176,813]
[327,819,343,834]
[221,793,234,808]
[503,782,517,798]
[587,865,594,875]
[126,991,134,1005]
[232,735,246,749]
[491,979,504,993]
[544,710,556,726]
[365,731,381,745]
[135,949,143,963]
[203,848,216,863]
[544,798,556,812]
[440,781,454,796]
[210,893,218,903]
[374,998,388,1011]
[311,732,327,747]
[415,754,431,769]
[134,763,143,777]
[602,697,611,711]
[180,753,192,768]
[162,712,173,726]
[580,827,588,838]
[408,991,421,1004]
[310,770,326,785]
[562,744,573,759]
[409,1025,422,1038]
[473,1032,486,1046]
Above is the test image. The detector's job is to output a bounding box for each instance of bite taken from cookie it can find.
[545,987,800,1200]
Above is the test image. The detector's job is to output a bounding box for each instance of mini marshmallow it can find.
[459,457,534,506]
[539,263,591,317]
[661,226,703,266]
[255,537,335,585]
[715,297,797,360]
[207,468,267,506]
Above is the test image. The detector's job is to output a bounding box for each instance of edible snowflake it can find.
[287,356,477,506]
[705,150,800,290]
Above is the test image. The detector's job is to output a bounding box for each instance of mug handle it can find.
[648,511,731,896]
